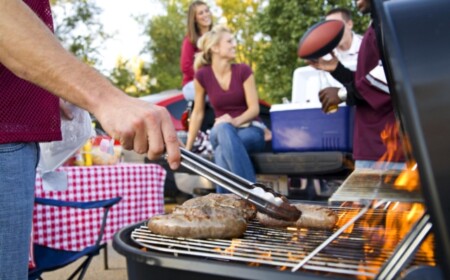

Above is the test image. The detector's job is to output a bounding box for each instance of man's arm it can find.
[0,0,180,168]
[329,63,363,106]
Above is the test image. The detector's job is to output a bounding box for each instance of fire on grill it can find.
[126,200,435,279]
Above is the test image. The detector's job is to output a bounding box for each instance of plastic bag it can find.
[38,103,93,173]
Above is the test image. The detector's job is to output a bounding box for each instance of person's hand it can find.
[93,95,181,170]
[306,52,339,72]
[318,87,342,113]
[214,113,233,126]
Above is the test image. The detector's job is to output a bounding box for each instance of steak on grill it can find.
[148,204,247,239]
[148,193,253,239]
[179,193,257,220]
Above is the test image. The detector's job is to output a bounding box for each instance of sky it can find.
[95,0,164,71]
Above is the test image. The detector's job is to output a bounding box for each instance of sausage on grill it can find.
[257,203,337,230]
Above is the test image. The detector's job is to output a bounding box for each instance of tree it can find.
[109,57,149,97]
[50,0,111,68]
[139,0,190,94]
[217,0,265,68]
[253,0,369,103]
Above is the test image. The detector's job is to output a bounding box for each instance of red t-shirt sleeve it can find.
[195,67,206,88]
[238,63,253,83]
[180,36,197,86]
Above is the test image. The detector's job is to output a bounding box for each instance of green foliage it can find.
[139,0,190,94]
[218,0,264,68]
[51,0,111,67]
[108,58,149,97]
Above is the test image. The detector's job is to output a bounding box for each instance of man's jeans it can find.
[0,142,39,280]
[209,123,265,193]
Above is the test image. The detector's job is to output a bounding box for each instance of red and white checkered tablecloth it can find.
[33,163,166,251]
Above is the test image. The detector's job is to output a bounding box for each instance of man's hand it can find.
[94,95,181,170]
[318,87,342,113]
[306,52,339,72]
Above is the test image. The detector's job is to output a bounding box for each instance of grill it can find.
[113,1,450,279]
[128,203,434,279]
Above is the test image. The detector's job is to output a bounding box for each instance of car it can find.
[139,89,187,131]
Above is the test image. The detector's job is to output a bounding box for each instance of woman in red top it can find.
[180,1,213,100]
[185,25,265,193]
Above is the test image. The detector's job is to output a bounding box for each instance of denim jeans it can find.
[209,123,265,193]
[0,142,39,280]
[355,160,406,170]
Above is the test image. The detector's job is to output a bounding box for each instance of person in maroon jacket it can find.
[309,0,405,170]
[180,1,213,101]
[0,1,180,278]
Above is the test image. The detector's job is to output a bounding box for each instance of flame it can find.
[214,239,241,255]
[355,202,435,279]
[394,163,420,191]
[336,201,364,233]
[377,123,421,192]
[248,251,272,267]
[378,123,401,164]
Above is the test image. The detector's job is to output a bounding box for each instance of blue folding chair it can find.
[28,196,122,280]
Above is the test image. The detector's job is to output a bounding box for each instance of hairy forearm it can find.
[0,0,121,115]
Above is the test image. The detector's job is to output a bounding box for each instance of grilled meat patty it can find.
[148,193,253,239]
[148,204,247,239]
[257,203,338,230]
[180,193,257,220]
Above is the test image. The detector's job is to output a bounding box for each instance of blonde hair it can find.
[194,25,231,71]
[187,1,213,44]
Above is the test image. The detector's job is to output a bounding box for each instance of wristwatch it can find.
[338,87,347,102]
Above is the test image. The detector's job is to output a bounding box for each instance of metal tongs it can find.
[172,147,301,222]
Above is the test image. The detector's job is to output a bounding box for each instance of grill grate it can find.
[131,204,435,278]
[329,169,423,203]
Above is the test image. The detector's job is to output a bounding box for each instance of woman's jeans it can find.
[0,142,39,280]
[209,123,265,193]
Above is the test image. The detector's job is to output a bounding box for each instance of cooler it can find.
[270,103,354,153]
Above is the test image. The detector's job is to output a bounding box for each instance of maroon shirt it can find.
[0,0,61,144]
[353,26,404,161]
[195,63,253,118]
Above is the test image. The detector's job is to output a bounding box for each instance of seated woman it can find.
[185,25,266,193]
